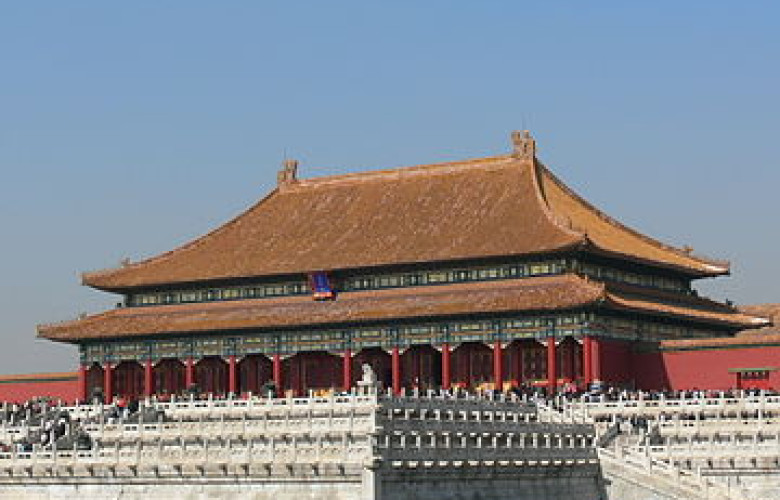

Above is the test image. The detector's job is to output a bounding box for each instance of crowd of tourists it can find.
[0,399,88,453]
[0,395,170,454]
[0,380,776,455]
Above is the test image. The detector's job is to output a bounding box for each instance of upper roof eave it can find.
[535,162,731,277]
[581,242,730,278]
[81,186,284,290]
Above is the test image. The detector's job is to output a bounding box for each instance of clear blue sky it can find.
[1,2,777,374]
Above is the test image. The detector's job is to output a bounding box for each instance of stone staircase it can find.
[557,393,780,500]
[5,391,777,499]
[0,392,602,500]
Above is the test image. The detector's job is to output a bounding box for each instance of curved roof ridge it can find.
[536,162,729,275]
[83,187,282,285]
[529,160,590,242]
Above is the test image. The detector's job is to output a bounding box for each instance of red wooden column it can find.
[103,363,114,404]
[342,349,353,392]
[391,347,401,395]
[78,364,88,402]
[591,337,602,382]
[582,336,593,388]
[228,355,237,395]
[546,338,557,396]
[185,358,195,388]
[144,360,154,398]
[441,343,451,391]
[493,341,503,392]
[273,354,283,394]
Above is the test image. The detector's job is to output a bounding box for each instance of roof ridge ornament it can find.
[511,130,536,161]
[278,158,299,187]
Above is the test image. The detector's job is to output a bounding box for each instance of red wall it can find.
[0,374,80,404]
[599,339,634,386]
[632,351,667,390]
[634,346,780,391]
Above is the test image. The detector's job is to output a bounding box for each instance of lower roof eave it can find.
[584,244,730,279]
[41,306,598,345]
[603,296,765,331]
[38,274,608,343]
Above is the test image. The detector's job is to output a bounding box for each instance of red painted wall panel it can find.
[599,339,634,386]
[632,351,668,390]
[634,346,780,391]
[0,379,80,404]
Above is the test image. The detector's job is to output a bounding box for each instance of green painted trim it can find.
[728,367,777,373]
[81,310,593,364]
[0,377,78,384]
[128,258,571,308]
[126,255,691,309]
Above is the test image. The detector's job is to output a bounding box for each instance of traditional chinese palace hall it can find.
[38,132,772,402]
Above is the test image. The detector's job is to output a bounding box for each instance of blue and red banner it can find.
[308,272,335,300]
